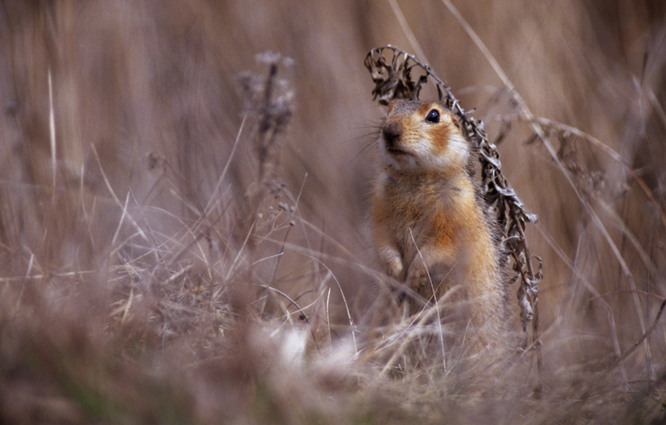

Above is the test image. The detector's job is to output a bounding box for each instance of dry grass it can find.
[0,0,665,423]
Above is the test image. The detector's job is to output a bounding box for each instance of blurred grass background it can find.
[0,0,665,423]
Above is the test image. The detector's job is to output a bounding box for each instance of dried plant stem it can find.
[529,116,666,231]
[266,173,307,288]
[513,209,541,361]
[0,270,96,283]
[438,0,653,379]
[409,228,447,371]
[489,111,666,233]
[615,299,666,367]
[258,284,309,324]
[309,255,357,355]
[91,144,152,249]
[239,54,293,247]
[259,173,308,314]
[214,220,255,300]
[647,89,666,130]
[534,222,623,360]
[439,0,520,99]
[380,287,461,375]
[48,67,56,194]
[111,192,131,247]
[202,114,248,217]
[387,0,428,66]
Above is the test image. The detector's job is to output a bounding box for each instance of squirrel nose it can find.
[382,122,401,148]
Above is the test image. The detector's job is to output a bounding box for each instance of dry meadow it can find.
[0,0,665,423]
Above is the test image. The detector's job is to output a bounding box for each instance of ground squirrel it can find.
[371,99,505,348]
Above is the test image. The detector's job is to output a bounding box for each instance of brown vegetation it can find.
[0,0,664,423]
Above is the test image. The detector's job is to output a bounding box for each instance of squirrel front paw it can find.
[406,258,431,291]
[379,247,404,279]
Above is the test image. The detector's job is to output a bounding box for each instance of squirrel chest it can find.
[373,172,475,273]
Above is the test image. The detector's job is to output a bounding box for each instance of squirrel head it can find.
[379,100,469,174]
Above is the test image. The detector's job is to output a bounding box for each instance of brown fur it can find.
[371,100,505,350]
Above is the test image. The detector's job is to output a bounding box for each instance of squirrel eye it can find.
[425,109,440,123]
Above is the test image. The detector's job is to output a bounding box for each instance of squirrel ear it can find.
[448,110,462,130]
